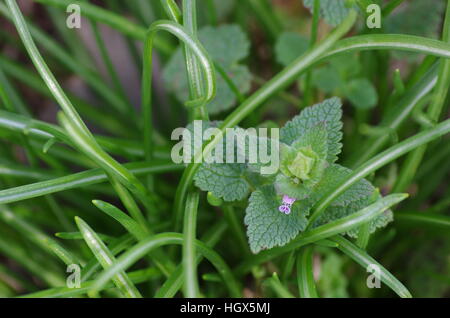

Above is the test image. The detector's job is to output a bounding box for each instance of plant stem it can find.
[183,191,200,297]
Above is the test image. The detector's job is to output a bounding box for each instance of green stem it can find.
[182,0,209,121]
[0,161,182,205]
[297,246,318,298]
[142,20,216,187]
[266,273,294,298]
[183,191,200,297]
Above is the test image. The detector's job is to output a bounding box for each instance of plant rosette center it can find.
[275,142,328,201]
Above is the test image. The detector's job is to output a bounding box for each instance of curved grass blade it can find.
[265,272,294,298]
[331,235,412,298]
[92,200,147,240]
[0,206,79,266]
[88,232,241,298]
[155,221,226,298]
[0,161,181,205]
[142,19,216,170]
[6,0,151,209]
[19,268,160,298]
[75,217,142,298]
[55,231,114,243]
[395,212,450,230]
[297,246,318,298]
[182,191,200,297]
[323,34,450,60]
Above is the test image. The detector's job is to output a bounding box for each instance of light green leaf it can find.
[280,97,343,163]
[309,164,375,207]
[275,32,309,66]
[344,78,378,109]
[244,185,309,253]
[303,0,351,27]
[197,24,249,67]
[194,163,251,201]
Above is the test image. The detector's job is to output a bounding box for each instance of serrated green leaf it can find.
[163,24,252,114]
[194,163,251,201]
[275,32,309,66]
[309,163,375,207]
[290,124,328,159]
[280,97,343,163]
[344,78,378,109]
[303,0,351,27]
[313,192,393,238]
[244,185,309,253]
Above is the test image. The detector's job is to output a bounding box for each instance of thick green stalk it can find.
[182,191,200,297]
[297,246,318,298]
[183,0,209,121]
[75,217,142,298]
[322,34,450,60]
[141,20,216,182]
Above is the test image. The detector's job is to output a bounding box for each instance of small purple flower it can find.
[278,195,296,215]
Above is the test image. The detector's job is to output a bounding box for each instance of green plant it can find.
[0,0,449,299]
